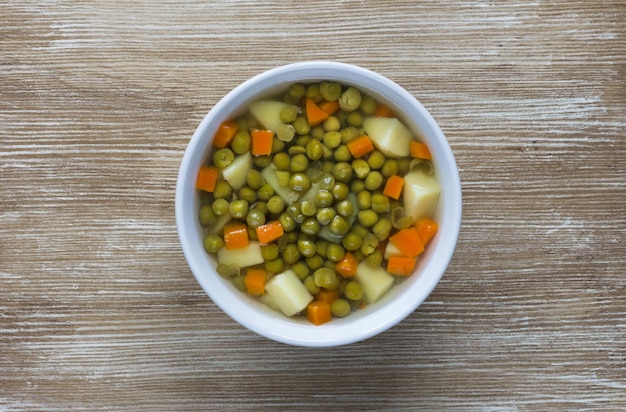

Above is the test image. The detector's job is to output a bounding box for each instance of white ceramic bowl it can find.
[176,61,461,347]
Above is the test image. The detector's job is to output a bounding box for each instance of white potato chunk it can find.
[354,262,395,304]
[265,270,313,317]
[217,241,264,268]
[249,100,299,133]
[362,117,413,158]
[221,152,252,190]
[403,170,441,221]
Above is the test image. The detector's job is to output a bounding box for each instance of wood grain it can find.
[2,1,625,410]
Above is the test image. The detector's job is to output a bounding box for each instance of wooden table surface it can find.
[2,1,625,410]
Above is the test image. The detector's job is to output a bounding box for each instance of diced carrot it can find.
[316,288,339,304]
[251,129,274,156]
[389,227,424,258]
[374,103,395,118]
[382,174,404,200]
[410,141,432,160]
[387,256,417,276]
[255,221,284,245]
[335,252,359,278]
[306,300,332,326]
[305,98,330,126]
[213,120,239,148]
[195,166,219,192]
[415,217,438,245]
[244,268,267,295]
[223,223,249,250]
[346,135,375,159]
[318,100,339,115]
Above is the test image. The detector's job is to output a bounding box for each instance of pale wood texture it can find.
[2,1,625,410]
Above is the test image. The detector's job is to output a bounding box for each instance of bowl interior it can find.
[176,61,461,347]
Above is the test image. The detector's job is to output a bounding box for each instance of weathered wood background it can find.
[2,1,625,410]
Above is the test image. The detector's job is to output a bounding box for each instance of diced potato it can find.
[261,165,300,204]
[403,170,441,221]
[206,213,232,235]
[383,241,402,259]
[222,152,252,190]
[249,100,299,133]
[217,241,264,268]
[362,117,413,158]
[265,270,313,316]
[354,262,395,304]
[259,293,282,312]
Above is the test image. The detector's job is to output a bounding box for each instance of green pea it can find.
[276,170,290,187]
[331,299,351,318]
[350,223,369,239]
[290,154,309,173]
[323,116,341,132]
[372,217,392,241]
[397,158,411,175]
[367,150,386,170]
[304,275,321,295]
[230,130,251,155]
[264,258,285,274]
[306,255,324,271]
[358,209,379,228]
[381,159,399,177]
[305,138,323,161]
[238,187,257,203]
[291,261,310,280]
[338,87,362,112]
[287,203,305,224]
[289,173,310,192]
[328,215,350,236]
[357,190,371,209]
[300,217,321,236]
[334,145,353,162]
[279,212,297,232]
[253,155,272,168]
[273,152,291,171]
[331,182,350,201]
[217,263,239,278]
[213,148,235,169]
[335,199,355,218]
[229,199,249,220]
[305,83,322,101]
[297,239,317,257]
[364,171,384,191]
[231,275,246,291]
[199,205,217,226]
[371,193,391,213]
[272,137,285,154]
[280,106,299,123]
[360,233,380,256]
[293,115,311,135]
[246,208,266,228]
[315,190,334,207]
[332,162,353,183]
[276,123,296,142]
[261,244,279,261]
[344,280,364,301]
[342,232,363,251]
[300,200,317,217]
[359,95,377,115]
[340,127,360,144]
[295,135,311,148]
[252,201,268,215]
[316,207,336,225]
[203,234,224,253]
[319,81,342,101]
[257,183,274,201]
[311,125,326,140]
[266,195,286,215]
[283,244,300,265]
[288,83,305,99]
[351,179,365,193]
[211,198,229,216]
[366,249,383,267]
[326,243,345,263]
[352,159,370,179]
[323,131,342,149]
[313,267,339,290]
[213,180,232,199]
[319,174,336,190]
[346,111,362,127]
[315,240,329,257]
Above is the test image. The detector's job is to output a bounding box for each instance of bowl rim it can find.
[176,61,462,347]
